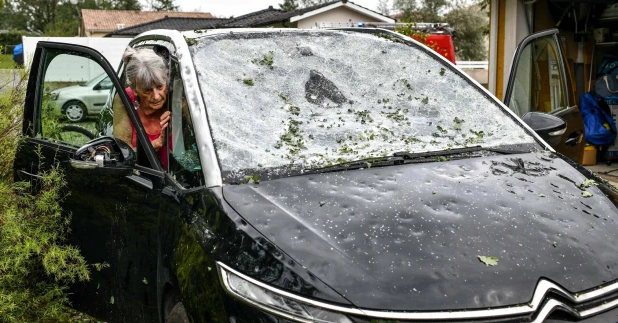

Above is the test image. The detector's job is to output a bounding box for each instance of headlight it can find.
[218,262,358,323]
[50,92,59,100]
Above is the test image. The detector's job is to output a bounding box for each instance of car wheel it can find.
[63,100,87,122]
[166,302,190,323]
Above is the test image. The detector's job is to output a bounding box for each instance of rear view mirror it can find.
[521,112,566,146]
[70,136,135,177]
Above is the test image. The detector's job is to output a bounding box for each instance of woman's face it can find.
[135,82,168,111]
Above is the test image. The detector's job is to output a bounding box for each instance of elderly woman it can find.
[114,47,171,167]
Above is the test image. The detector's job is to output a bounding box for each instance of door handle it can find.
[564,131,583,147]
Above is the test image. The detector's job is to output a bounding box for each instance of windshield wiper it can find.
[304,156,405,175]
[393,145,528,160]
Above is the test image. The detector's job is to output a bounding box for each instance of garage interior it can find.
[487,0,618,181]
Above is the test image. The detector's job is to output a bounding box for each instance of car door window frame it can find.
[129,34,223,188]
[164,57,206,190]
[25,41,165,174]
[504,29,573,111]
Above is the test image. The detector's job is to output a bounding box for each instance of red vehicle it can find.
[319,22,457,64]
[411,33,456,64]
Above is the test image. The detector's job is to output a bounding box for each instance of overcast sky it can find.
[173,0,383,17]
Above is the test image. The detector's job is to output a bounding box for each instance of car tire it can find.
[166,301,190,323]
[63,100,87,122]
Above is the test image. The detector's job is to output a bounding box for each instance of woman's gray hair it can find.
[122,47,168,92]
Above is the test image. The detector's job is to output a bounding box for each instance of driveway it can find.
[585,163,618,188]
[0,69,23,93]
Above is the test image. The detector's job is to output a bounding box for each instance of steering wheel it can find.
[58,124,96,146]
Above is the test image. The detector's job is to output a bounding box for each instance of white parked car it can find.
[49,73,113,122]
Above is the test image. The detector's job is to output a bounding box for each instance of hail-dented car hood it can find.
[222,152,618,311]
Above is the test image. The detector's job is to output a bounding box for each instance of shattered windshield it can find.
[190,30,539,180]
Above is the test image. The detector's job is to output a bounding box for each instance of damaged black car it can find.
[13,28,618,323]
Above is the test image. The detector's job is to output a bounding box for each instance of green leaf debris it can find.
[252,53,274,69]
[244,174,260,184]
[580,179,598,189]
[477,256,498,266]
[184,36,197,46]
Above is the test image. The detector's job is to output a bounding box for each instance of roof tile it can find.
[81,9,213,32]
[106,17,229,36]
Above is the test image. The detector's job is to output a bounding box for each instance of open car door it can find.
[504,29,585,164]
[13,42,163,322]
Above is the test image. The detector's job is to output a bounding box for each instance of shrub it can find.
[0,70,92,322]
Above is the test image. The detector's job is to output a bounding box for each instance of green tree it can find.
[1,0,114,36]
[111,0,141,10]
[444,5,488,60]
[279,0,298,11]
[377,0,390,16]
[44,0,114,36]
[5,0,59,34]
[416,0,448,22]
[148,0,178,11]
[0,2,29,31]
[392,0,418,21]
[299,0,329,8]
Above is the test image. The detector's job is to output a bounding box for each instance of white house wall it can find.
[297,7,385,29]
[23,37,131,82]
[488,0,531,98]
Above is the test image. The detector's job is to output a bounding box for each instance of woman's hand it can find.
[152,111,171,151]
[160,110,170,133]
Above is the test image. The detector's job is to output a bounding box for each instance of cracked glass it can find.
[190,31,539,176]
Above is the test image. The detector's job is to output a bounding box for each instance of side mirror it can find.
[521,112,566,146]
[70,136,135,177]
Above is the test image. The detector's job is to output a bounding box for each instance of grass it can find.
[0,54,21,69]
[60,120,97,147]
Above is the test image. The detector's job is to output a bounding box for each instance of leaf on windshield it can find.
[538,194,546,197]
[477,256,498,266]
[245,174,260,184]
[184,36,197,46]
[582,191,593,198]
[279,93,290,102]
[580,179,598,189]
[453,117,464,130]
[110,296,115,305]
[242,78,254,86]
[142,278,148,285]
[319,201,326,207]
[252,53,274,69]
